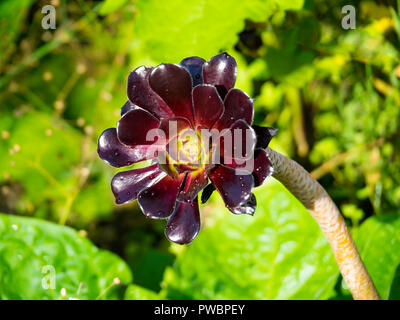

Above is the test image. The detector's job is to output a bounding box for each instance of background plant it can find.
[0,0,399,300]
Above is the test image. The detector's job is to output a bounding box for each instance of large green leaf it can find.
[0,213,132,299]
[162,181,339,300]
[356,215,400,299]
[133,0,304,62]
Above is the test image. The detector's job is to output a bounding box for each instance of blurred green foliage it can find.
[0,0,400,300]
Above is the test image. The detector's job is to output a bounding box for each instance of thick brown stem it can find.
[265,147,380,300]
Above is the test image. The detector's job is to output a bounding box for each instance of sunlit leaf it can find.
[356,215,400,299]
[133,0,304,62]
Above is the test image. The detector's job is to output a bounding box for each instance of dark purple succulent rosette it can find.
[97,52,276,244]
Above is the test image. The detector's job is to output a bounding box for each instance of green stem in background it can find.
[266,147,380,300]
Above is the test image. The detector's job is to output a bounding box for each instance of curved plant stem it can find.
[265,147,380,300]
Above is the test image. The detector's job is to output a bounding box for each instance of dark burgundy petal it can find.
[127,66,174,119]
[98,128,155,167]
[165,197,200,244]
[252,149,274,187]
[192,85,224,128]
[252,125,278,149]
[214,89,254,130]
[231,193,257,215]
[208,164,254,213]
[178,170,208,202]
[180,56,206,87]
[157,151,179,178]
[201,183,216,203]
[138,174,186,219]
[203,52,237,99]
[218,120,256,165]
[149,64,194,123]
[158,116,192,143]
[117,108,160,147]
[121,100,136,116]
[222,147,273,181]
[111,164,166,204]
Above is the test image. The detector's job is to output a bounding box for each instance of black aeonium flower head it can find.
[97,52,276,244]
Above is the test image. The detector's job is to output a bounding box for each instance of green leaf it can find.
[99,0,129,16]
[124,284,161,300]
[133,0,304,62]
[0,213,132,299]
[162,181,339,300]
[356,215,400,299]
[389,264,400,300]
